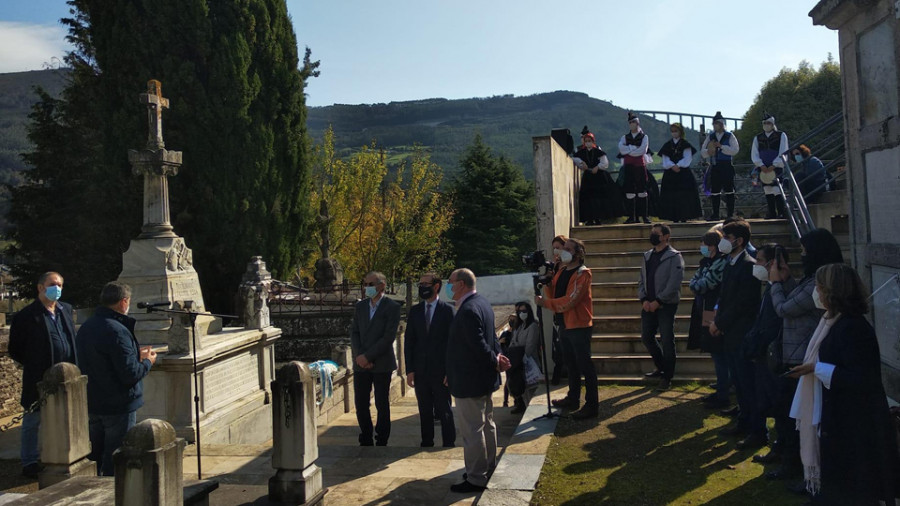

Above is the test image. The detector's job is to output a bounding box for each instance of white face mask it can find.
[553,248,562,258]
[717,237,734,255]
[559,250,574,264]
[763,124,774,133]
[812,287,826,310]
[518,312,528,321]
[752,264,769,281]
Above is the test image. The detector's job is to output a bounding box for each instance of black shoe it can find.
[21,463,43,479]
[644,369,663,378]
[624,217,636,224]
[641,216,651,224]
[720,405,739,417]
[442,442,456,448]
[706,215,720,222]
[551,397,579,409]
[709,382,718,390]
[420,441,434,447]
[360,440,374,447]
[510,405,526,415]
[375,440,388,447]
[719,424,746,437]
[656,378,671,391]
[450,480,486,493]
[570,407,599,420]
[767,466,802,481]
[752,451,782,464]
[736,433,768,450]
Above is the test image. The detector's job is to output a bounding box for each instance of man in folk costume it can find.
[657,122,702,222]
[573,126,621,225]
[751,112,790,219]
[618,112,652,224]
[700,112,740,220]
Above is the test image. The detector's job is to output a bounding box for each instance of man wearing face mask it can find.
[709,220,764,441]
[404,272,455,448]
[537,238,597,418]
[638,224,685,390]
[76,282,156,476]
[751,113,790,219]
[8,271,78,479]
[349,271,401,446]
[700,112,740,221]
[618,112,653,224]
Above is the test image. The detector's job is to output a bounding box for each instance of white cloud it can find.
[0,22,70,73]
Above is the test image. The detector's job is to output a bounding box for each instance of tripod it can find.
[532,277,559,421]
[144,302,238,479]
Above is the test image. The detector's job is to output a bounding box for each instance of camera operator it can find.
[535,238,598,419]
[546,235,567,384]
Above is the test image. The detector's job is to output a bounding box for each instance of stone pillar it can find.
[37,363,96,489]
[269,362,325,505]
[114,419,185,506]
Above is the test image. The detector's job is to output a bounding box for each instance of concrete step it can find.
[586,248,802,268]
[593,315,691,333]
[813,189,848,205]
[592,282,692,299]
[572,219,792,241]
[591,353,715,375]
[593,298,693,316]
[591,333,692,354]
[583,233,797,253]
[595,374,716,385]
[586,263,802,282]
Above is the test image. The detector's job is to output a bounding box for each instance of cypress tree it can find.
[8,0,313,310]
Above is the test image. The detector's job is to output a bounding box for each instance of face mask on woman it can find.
[794,154,804,163]
[518,312,528,322]
[812,286,826,310]
[718,237,734,255]
[700,245,710,257]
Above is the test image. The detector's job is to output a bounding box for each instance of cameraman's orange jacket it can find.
[542,264,593,329]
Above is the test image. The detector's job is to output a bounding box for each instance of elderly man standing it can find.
[446,268,510,493]
[350,271,401,447]
[76,282,156,476]
[8,271,77,478]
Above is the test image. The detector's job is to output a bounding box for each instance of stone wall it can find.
[0,327,23,417]
[272,311,354,362]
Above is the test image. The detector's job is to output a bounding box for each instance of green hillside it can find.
[307,91,677,179]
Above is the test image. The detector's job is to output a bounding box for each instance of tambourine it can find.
[759,170,778,184]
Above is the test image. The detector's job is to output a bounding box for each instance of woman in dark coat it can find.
[788,263,900,505]
[574,126,623,225]
[657,123,702,222]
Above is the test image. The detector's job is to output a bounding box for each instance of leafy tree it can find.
[7,0,313,310]
[446,134,535,275]
[735,59,842,161]
[304,128,453,285]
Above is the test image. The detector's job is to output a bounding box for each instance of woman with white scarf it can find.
[787,263,900,504]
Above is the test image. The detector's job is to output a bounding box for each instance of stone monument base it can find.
[38,458,96,490]
[268,466,325,505]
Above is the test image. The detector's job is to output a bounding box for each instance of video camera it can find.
[522,250,555,294]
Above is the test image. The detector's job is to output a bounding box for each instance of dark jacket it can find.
[404,298,453,381]
[817,315,900,504]
[743,283,782,361]
[8,300,77,408]
[713,250,761,350]
[350,296,401,373]
[688,254,727,352]
[446,292,501,398]
[75,307,151,415]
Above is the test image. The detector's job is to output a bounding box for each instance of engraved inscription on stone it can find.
[203,352,260,411]
[170,279,201,300]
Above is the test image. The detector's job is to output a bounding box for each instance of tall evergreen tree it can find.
[8,0,313,310]
[446,134,535,275]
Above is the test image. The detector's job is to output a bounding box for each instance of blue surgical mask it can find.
[364,285,377,298]
[44,285,62,301]
[794,154,803,163]
[700,245,710,257]
[445,281,456,298]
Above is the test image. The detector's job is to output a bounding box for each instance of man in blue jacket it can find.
[445,268,510,493]
[8,271,77,478]
[75,282,156,476]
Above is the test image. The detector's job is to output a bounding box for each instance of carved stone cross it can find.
[141,80,169,150]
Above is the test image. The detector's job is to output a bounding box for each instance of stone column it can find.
[269,362,325,505]
[37,363,96,489]
[114,419,185,506]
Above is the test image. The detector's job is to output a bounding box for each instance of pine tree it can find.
[446,135,535,275]
[8,0,313,310]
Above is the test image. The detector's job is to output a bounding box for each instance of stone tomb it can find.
[118,80,279,444]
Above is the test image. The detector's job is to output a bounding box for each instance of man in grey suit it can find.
[350,271,401,446]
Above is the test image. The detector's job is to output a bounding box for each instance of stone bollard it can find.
[38,362,96,489]
[269,361,325,505]
[113,418,185,506]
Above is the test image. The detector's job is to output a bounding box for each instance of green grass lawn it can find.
[532,385,806,506]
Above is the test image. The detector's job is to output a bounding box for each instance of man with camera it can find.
[536,238,597,420]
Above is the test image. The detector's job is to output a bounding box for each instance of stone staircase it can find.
[573,219,799,384]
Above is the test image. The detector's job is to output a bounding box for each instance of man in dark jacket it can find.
[404,272,455,448]
[445,268,511,493]
[710,220,764,442]
[76,282,156,476]
[8,271,77,478]
[638,224,685,390]
[350,271,401,447]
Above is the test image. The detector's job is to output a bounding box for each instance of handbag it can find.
[523,355,543,386]
[702,309,716,327]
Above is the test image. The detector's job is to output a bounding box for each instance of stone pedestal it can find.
[114,419,185,506]
[37,363,96,489]
[269,362,325,505]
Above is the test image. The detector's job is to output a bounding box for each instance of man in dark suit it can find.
[8,271,77,478]
[350,271,401,446]
[404,272,455,448]
[445,268,511,493]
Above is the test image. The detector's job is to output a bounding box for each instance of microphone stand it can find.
[144,302,238,479]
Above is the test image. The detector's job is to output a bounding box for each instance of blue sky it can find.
[2,1,838,119]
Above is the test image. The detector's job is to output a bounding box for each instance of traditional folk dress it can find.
[751,112,790,219]
[699,111,740,220]
[574,132,623,224]
[657,137,701,222]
